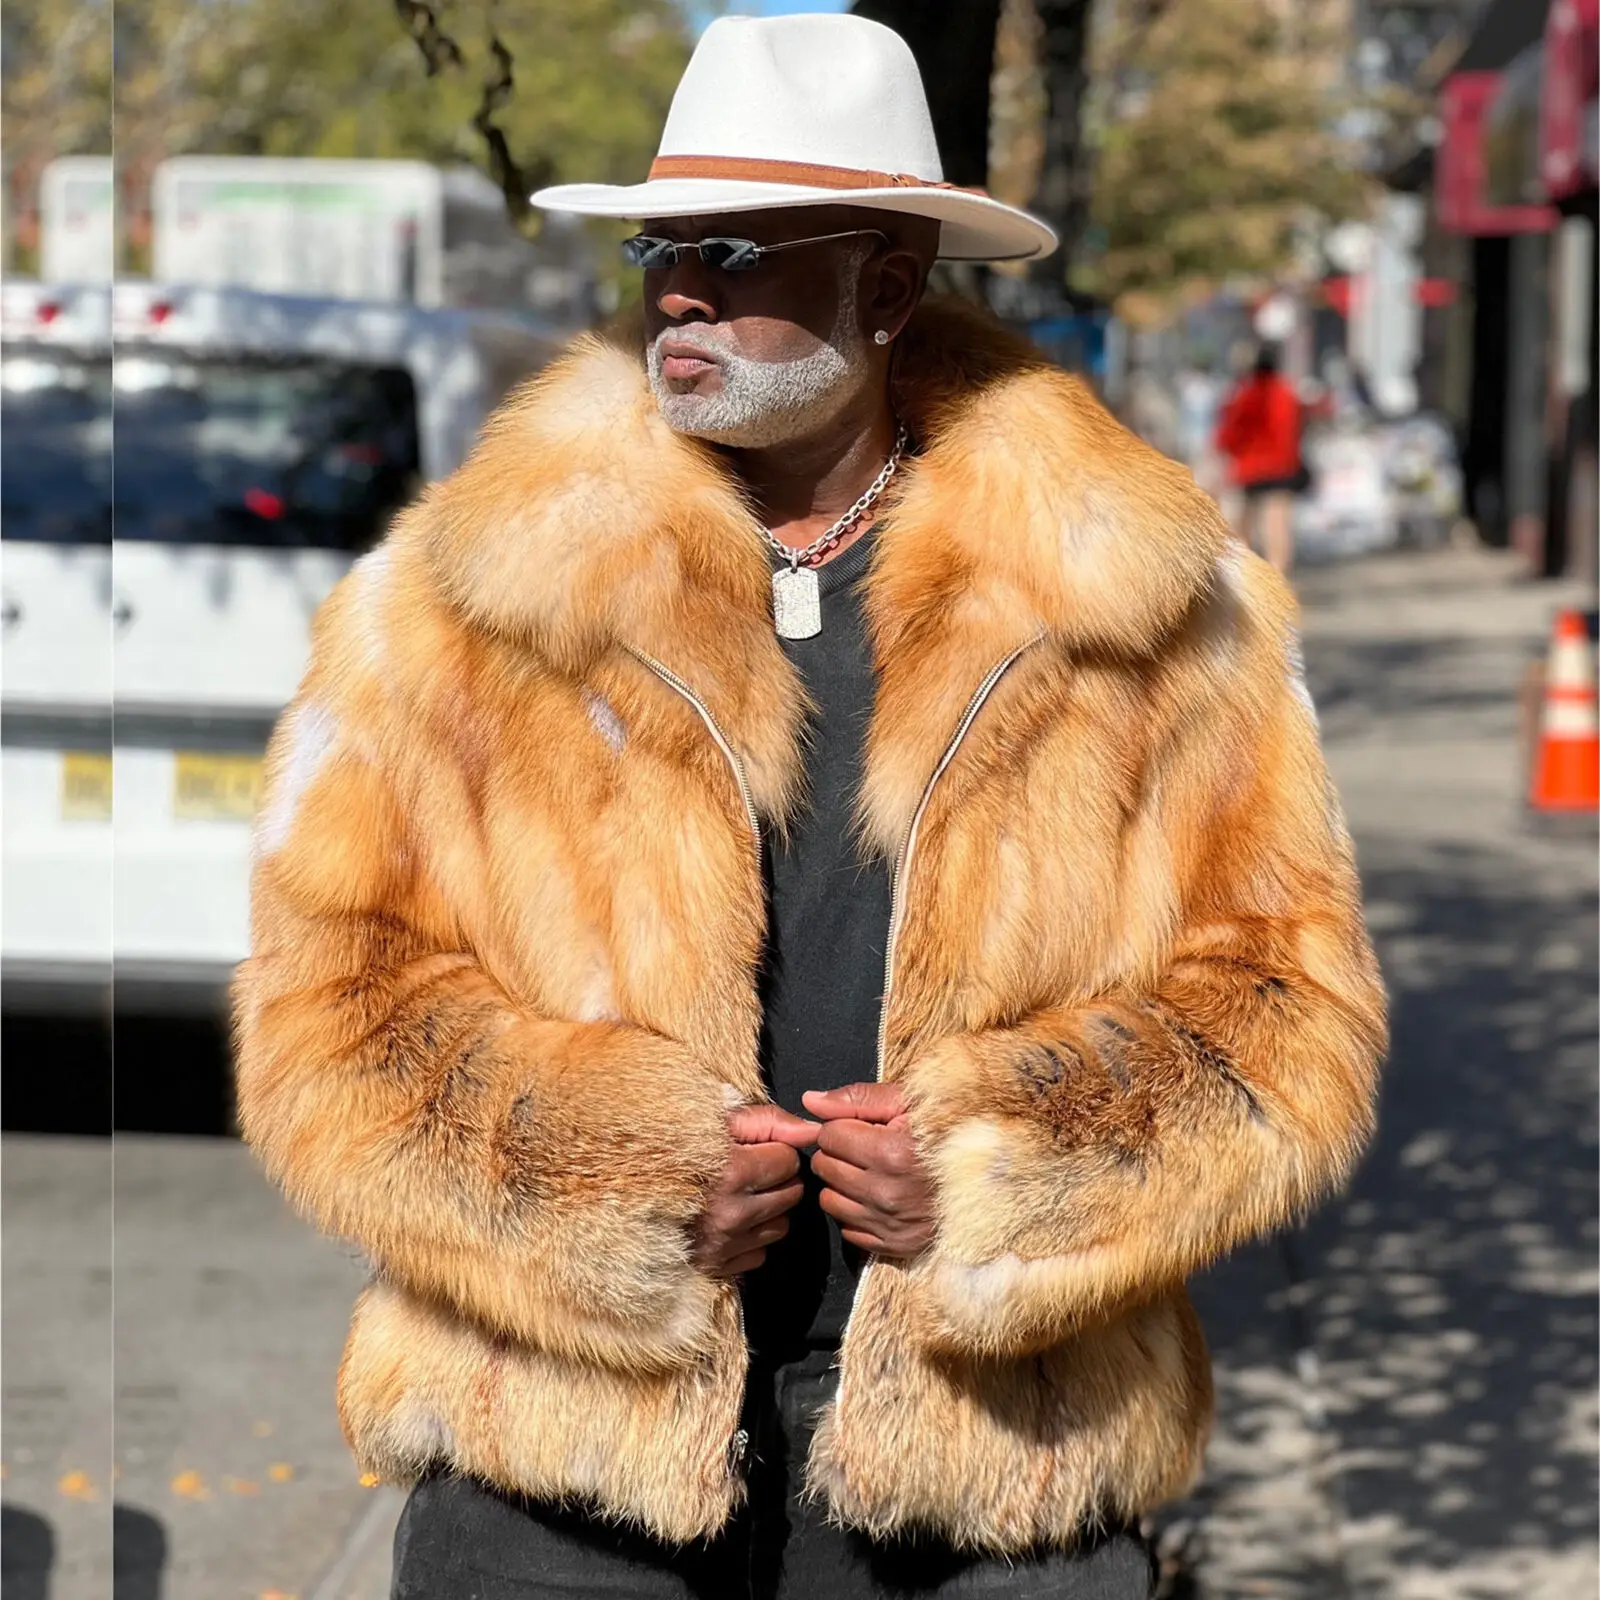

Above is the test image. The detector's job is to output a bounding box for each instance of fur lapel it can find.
[415,296,1229,852]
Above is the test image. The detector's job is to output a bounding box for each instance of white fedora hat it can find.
[530,13,1058,263]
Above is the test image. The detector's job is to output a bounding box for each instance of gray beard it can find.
[646,260,872,448]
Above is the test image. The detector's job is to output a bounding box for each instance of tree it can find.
[1088,0,1370,321]
[113,0,264,266]
[1025,0,1096,286]
[110,0,692,267]
[988,0,1048,213]
[2,0,111,271]
[851,0,1004,190]
[856,0,1102,302]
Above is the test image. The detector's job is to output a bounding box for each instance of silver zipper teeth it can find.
[842,631,1046,1353]
[623,646,761,1375]
[625,646,763,875]
[874,632,1046,1081]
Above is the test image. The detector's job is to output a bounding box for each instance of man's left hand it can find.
[802,1083,937,1261]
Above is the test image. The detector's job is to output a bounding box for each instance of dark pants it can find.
[391,1349,1156,1599]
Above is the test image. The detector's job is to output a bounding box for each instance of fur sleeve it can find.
[233,678,731,1377]
[900,579,1387,1358]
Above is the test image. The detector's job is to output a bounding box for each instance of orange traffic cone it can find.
[1529,610,1599,813]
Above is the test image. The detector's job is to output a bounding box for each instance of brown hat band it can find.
[647,154,989,198]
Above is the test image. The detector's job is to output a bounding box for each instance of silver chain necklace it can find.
[767,423,909,640]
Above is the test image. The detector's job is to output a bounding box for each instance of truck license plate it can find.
[173,752,265,821]
[60,751,113,821]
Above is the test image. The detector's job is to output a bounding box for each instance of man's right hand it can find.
[693,1105,820,1278]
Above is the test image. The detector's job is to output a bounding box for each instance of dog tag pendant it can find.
[772,564,822,640]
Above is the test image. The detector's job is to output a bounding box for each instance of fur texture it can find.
[233,297,1386,1550]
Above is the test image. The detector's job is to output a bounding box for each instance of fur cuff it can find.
[442,1019,736,1371]
[900,1022,1176,1356]
[904,1112,1131,1356]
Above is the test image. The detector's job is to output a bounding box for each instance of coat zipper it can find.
[846,631,1047,1344]
[623,644,761,1436]
[627,635,1045,1418]
[624,646,763,874]
[874,632,1046,1082]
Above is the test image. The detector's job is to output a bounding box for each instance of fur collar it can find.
[410,296,1229,850]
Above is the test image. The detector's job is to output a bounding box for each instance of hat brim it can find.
[530,178,1058,263]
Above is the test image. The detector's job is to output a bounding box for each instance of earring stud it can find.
[873,329,891,346]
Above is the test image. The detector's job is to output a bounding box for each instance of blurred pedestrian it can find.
[233,15,1384,1600]
[1216,344,1305,575]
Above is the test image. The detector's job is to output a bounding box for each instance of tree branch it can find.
[390,0,551,227]
[392,0,462,75]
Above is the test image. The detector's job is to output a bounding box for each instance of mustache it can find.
[651,325,740,363]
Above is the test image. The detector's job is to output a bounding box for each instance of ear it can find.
[863,243,925,342]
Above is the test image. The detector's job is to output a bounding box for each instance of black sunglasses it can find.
[620,227,887,272]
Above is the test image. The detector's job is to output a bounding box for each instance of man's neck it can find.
[728,386,897,567]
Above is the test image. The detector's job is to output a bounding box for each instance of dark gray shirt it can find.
[741,529,892,1358]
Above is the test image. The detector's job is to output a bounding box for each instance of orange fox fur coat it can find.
[233,297,1386,1553]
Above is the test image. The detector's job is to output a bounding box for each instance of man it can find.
[234,14,1386,1599]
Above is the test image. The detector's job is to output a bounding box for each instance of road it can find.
[2,543,1595,1599]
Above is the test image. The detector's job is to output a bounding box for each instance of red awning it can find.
[1438,70,1557,234]
[1319,277,1455,316]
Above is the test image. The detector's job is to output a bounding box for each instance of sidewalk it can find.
[3,1134,399,1600]
[1159,545,1599,1598]
[112,1136,403,1600]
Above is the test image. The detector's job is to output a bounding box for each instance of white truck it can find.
[40,156,114,286]
[1,280,567,1012]
[151,156,595,321]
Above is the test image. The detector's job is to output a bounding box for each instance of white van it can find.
[1,282,114,1009]
[1,282,567,1011]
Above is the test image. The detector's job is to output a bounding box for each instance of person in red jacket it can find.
[1215,344,1304,575]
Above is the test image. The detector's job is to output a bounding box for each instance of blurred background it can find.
[0,1,1595,1596]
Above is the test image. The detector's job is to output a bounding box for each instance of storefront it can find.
[1433,0,1597,579]
[1435,0,1556,559]
[1527,0,1597,581]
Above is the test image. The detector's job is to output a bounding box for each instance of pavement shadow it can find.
[0,1014,112,1135]
[1306,635,1534,746]
[1301,838,1598,1586]
[0,1505,55,1600]
[112,1503,168,1600]
[1162,836,1598,1596]
[113,1013,236,1136]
